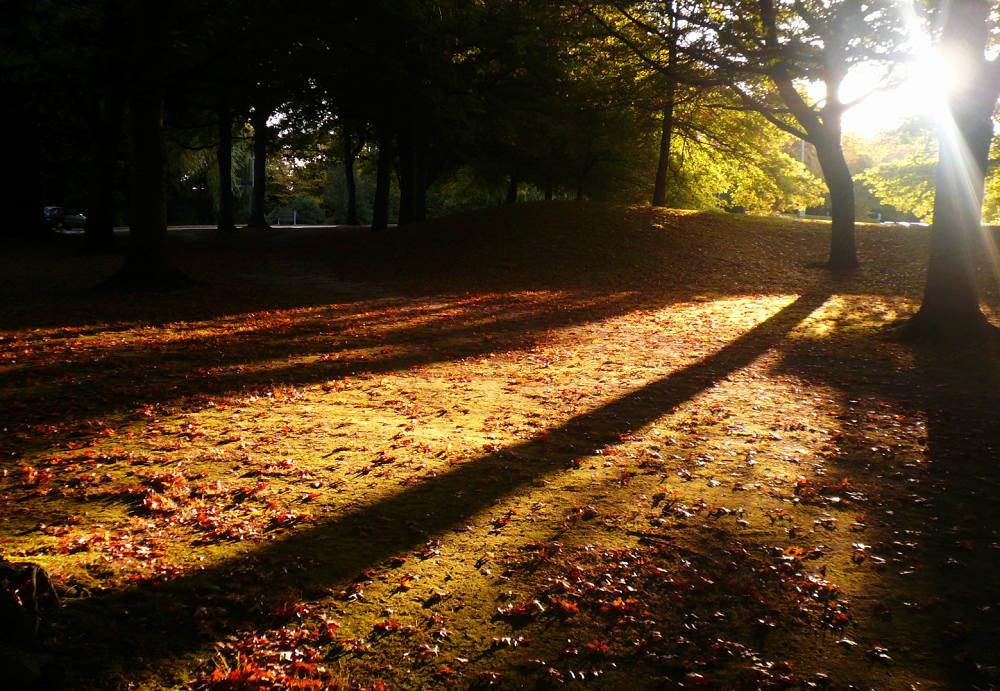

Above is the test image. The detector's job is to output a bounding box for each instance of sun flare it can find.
[832,4,960,137]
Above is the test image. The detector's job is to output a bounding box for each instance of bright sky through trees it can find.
[812,3,956,137]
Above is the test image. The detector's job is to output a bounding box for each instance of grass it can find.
[2,201,1000,689]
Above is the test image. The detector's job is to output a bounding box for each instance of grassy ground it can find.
[3,201,1000,689]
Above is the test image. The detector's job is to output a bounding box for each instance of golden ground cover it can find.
[2,202,1000,689]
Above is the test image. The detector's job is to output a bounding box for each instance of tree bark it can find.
[85,91,124,249]
[813,131,857,272]
[757,0,857,271]
[905,0,998,338]
[343,127,360,225]
[248,100,270,229]
[397,121,418,226]
[2,95,47,240]
[371,129,394,232]
[107,4,188,290]
[216,101,236,233]
[505,171,518,205]
[652,102,675,207]
[652,1,677,208]
[415,131,428,223]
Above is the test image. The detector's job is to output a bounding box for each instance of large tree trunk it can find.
[758,0,857,272]
[85,91,124,249]
[2,96,47,240]
[371,129,394,232]
[813,130,857,272]
[107,4,187,290]
[216,101,236,233]
[905,0,998,338]
[247,100,270,229]
[122,85,170,278]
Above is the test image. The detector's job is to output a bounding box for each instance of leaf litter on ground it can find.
[2,202,1000,689]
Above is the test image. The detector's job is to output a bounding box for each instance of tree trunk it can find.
[343,128,359,225]
[85,91,124,249]
[652,3,677,208]
[397,121,418,226]
[544,182,553,201]
[248,101,270,229]
[415,131,428,223]
[371,129,394,232]
[107,4,187,290]
[905,0,997,338]
[216,101,236,233]
[124,85,169,274]
[814,131,857,272]
[651,100,675,207]
[2,96,47,240]
[505,171,518,204]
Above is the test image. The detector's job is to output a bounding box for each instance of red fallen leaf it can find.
[398,575,416,590]
[584,640,610,654]
[389,556,408,567]
[433,666,457,679]
[550,599,579,615]
[373,619,401,633]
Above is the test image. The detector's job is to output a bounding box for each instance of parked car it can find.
[44,206,87,231]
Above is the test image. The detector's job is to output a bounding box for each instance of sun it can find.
[817,4,961,138]
[838,51,956,137]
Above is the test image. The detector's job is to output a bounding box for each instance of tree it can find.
[0,0,56,240]
[904,0,1000,338]
[108,3,189,289]
[594,0,905,271]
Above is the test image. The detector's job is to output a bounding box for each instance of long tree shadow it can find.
[772,321,1000,687]
[3,290,671,458]
[27,286,833,688]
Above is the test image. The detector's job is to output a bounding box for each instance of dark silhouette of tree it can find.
[108,4,190,289]
[0,1,53,240]
[904,0,1000,339]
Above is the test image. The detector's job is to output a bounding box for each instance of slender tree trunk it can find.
[505,171,518,204]
[905,0,998,338]
[397,121,418,226]
[371,129,394,232]
[814,131,857,272]
[415,131,428,222]
[652,3,677,208]
[544,182,553,201]
[343,128,359,225]
[248,100,270,229]
[216,101,236,233]
[652,100,675,207]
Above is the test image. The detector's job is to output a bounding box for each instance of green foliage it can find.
[659,107,824,214]
[856,121,937,222]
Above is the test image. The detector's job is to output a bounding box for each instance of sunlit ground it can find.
[3,205,1000,689]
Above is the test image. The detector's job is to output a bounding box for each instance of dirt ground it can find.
[3,202,1000,689]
